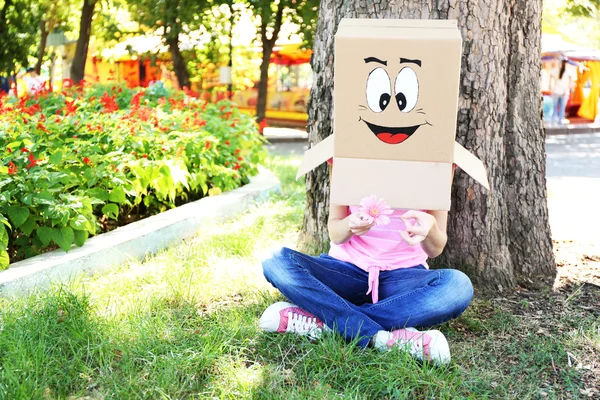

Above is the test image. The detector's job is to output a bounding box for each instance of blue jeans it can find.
[552,94,569,126]
[262,247,474,348]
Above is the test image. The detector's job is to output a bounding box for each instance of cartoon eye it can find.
[366,68,391,113]
[394,67,419,112]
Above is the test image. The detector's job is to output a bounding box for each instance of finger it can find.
[406,225,429,237]
[401,210,420,221]
[400,230,423,246]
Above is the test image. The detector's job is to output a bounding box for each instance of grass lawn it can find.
[0,153,598,399]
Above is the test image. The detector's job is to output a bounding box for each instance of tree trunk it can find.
[256,4,284,123]
[71,0,96,84]
[300,0,556,293]
[167,34,190,89]
[35,20,49,75]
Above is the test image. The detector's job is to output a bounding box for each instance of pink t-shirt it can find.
[328,206,429,303]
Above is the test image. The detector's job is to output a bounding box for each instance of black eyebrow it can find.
[364,57,387,66]
[400,58,422,67]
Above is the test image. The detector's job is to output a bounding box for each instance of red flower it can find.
[73,135,78,138]
[233,163,241,170]
[258,118,268,134]
[100,92,119,113]
[162,147,166,151]
[83,157,91,165]
[6,147,11,153]
[224,111,233,119]
[142,154,148,158]
[205,141,211,149]
[131,91,144,107]
[64,100,77,116]
[225,161,230,166]
[234,149,241,155]
[37,123,50,134]
[225,140,230,146]
[21,148,29,153]
[237,157,243,161]
[220,105,226,112]
[25,152,38,169]
[7,161,17,175]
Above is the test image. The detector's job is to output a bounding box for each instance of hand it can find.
[399,210,436,246]
[348,213,375,236]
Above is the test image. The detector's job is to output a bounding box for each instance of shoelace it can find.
[286,311,321,334]
[388,329,432,359]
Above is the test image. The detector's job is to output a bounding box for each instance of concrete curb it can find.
[545,125,600,135]
[0,167,280,296]
[263,127,308,143]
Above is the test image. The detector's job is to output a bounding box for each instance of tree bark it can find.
[167,34,190,89]
[70,0,96,84]
[300,0,556,293]
[35,20,49,75]
[256,4,284,123]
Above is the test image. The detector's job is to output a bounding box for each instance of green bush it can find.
[0,84,267,268]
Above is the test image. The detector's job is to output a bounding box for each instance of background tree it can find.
[0,0,39,77]
[127,0,208,89]
[300,0,556,293]
[243,0,318,123]
[34,0,74,75]
[71,0,98,84]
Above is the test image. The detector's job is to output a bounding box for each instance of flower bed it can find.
[0,84,267,268]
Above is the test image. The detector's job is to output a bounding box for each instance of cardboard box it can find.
[297,19,489,210]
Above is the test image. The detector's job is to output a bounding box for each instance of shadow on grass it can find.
[1,284,595,398]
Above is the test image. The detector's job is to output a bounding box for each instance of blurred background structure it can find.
[0,0,598,129]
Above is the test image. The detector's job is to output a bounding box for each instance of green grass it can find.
[0,154,598,399]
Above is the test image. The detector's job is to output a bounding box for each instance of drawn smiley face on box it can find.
[334,32,462,163]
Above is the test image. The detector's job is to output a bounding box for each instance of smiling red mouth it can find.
[363,120,422,144]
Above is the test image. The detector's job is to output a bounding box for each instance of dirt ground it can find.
[482,239,600,396]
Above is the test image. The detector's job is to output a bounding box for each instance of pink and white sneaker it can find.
[373,327,451,365]
[259,302,329,339]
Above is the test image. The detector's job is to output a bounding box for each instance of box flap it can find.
[331,158,452,210]
[296,135,334,180]
[453,142,490,190]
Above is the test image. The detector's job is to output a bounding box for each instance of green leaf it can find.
[102,203,119,220]
[53,227,74,252]
[37,227,54,247]
[0,249,9,270]
[87,187,109,202]
[7,206,30,229]
[0,214,10,229]
[49,150,63,165]
[69,214,89,231]
[74,229,88,247]
[108,186,127,204]
[21,193,33,205]
[0,225,8,248]
[20,216,38,236]
[33,191,56,205]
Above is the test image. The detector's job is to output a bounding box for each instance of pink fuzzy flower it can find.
[358,195,393,225]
